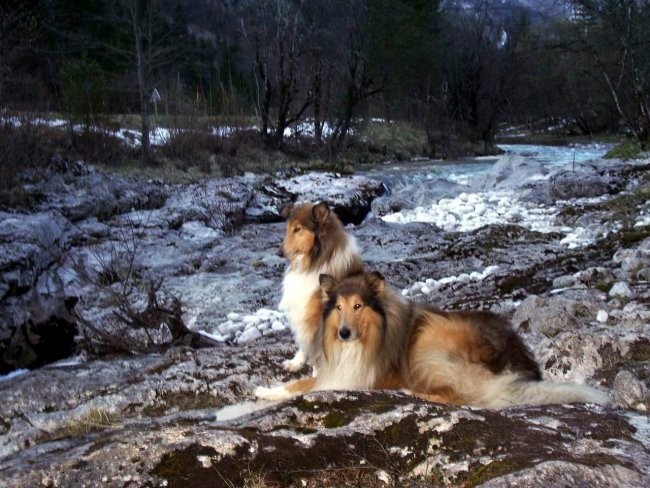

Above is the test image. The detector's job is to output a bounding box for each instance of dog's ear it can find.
[312,202,330,223]
[367,271,386,295]
[319,273,337,300]
[280,203,294,220]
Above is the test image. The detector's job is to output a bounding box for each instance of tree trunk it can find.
[133,10,150,162]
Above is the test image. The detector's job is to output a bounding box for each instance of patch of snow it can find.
[238,327,262,343]
[635,204,650,228]
[197,330,227,343]
[625,412,650,448]
[382,190,616,249]
[206,308,289,344]
[375,470,391,485]
[402,266,500,297]
[0,369,29,382]
[417,409,485,434]
[214,399,276,422]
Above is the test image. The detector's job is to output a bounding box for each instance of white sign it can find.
[150,88,161,103]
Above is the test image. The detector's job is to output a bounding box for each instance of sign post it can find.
[150,88,161,119]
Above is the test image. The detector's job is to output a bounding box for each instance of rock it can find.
[0,211,73,301]
[0,295,78,374]
[512,295,600,337]
[480,154,545,190]
[479,461,646,487]
[609,282,636,300]
[613,248,650,264]
[574,266,616,288]
[551,274,576,289]
[271,172,385,224]
[0,387,647,488]
[549,169,615,201]
[32,170,168,222]
[613,370,648,411]
[621,257,645,273]
[0,152,649,486]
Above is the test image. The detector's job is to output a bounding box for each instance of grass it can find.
[604,139,645,159]
[359,120,429,160]
[41,408,123,442]
[141,390,225,417]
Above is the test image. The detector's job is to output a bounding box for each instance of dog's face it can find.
[279,202,330,266]
[319,272,386,344]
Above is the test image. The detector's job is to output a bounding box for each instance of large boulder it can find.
[271,172,385,224]
[0,345,647,488]
[29,166,168,223]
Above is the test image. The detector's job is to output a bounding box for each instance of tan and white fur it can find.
[257,271,609,409]
[276,202,363,373]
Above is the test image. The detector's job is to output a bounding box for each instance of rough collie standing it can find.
[276,202,363,373]
[256,271,609,408]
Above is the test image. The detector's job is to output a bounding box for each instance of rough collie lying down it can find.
[256,271,609,408]
[277,202,363,372]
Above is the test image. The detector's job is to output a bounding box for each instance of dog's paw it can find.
[254,385,292,401]
[282,358,304,372]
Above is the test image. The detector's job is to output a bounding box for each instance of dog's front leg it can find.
[282,348,306,372]
[255,377,316,401]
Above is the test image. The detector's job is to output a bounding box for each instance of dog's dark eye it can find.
[353,303,362,310]
[336,304,342,311]
[293,227,301,233]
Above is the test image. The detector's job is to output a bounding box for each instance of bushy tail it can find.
[478,373,610,409]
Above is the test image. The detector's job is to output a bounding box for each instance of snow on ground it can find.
[382,191,615,249]
[199,308,288,344]
[0,369,29,382]
[401,265,500,298]
[635,203,650,228]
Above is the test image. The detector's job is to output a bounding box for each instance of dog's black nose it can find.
[276,246,284,257]
[338,326,351,341]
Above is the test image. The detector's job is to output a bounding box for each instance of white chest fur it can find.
[279,269,319,349]
[316,342,377,391]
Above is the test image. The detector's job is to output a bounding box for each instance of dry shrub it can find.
[0,120,67,207]
[161,129,221,172]
[69,128,132,166]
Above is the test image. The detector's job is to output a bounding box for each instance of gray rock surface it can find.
[1,156,650,486]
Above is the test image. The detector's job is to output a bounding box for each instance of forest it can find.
[0,0,649,170]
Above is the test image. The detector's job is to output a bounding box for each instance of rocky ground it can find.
[0,154,649,487]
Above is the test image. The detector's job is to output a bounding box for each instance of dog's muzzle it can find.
[276,245,284,258]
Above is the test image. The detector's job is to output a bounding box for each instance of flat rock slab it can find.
[0,390,647,487]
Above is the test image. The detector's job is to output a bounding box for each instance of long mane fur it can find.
[315,273,412,391]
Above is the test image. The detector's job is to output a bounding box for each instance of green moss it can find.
[465,459,519,487]
[142,391,225,417]
[322,410,351,429]
[604,140,644,159]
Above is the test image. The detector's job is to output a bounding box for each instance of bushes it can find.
[604,140,645,160]
[0,121,64,208]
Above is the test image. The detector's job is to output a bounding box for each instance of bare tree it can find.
[48,0,183,161]
[241,0,315,148]
[567,0,650,146]
[327,0,384,155]
[0,3,40,109]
